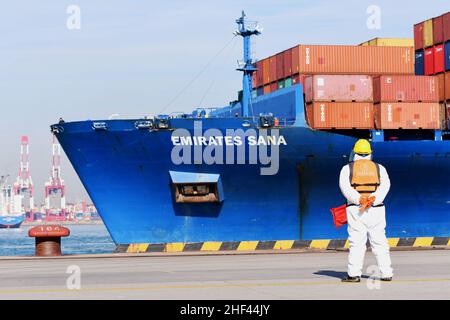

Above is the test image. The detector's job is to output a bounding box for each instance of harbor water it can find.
[0,224,115,256]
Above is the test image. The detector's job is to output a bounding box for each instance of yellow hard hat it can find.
[353,139,372,155]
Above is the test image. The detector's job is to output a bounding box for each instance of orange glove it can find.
[359,196,376,213]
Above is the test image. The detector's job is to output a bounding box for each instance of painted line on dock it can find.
[117,237,450,253]
[1,278,450,296]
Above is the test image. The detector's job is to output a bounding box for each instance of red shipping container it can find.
[283,49,292,78]
[263,84,271,94]
[305,75,373,103]
[291,46,299,74]
[374,102,441,129]
[306,102,374,129]
[437,73,445,102]
[262,59,270,85]
[276,53,284,80]
[373,75,439,102]
[446,72,450,100]
[270,82,278,92]
[269,56,277,83]
[255,60,263,88]
[296,45,413,75]
[443,12,450,42]
[424,47,434,75]
[433,15,444,45]
[414,22,424,50]
[446,101,450,129]
[434,44,445,74]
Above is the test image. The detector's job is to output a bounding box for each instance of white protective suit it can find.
[339,154,393,278]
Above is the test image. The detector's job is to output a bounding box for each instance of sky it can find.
[0,0,448,204]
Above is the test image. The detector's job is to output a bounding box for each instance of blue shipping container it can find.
[257,87,264,96]
[445,41,450,71]
[415,49,424,75]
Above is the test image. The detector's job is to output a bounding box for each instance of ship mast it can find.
[234,11,261,118]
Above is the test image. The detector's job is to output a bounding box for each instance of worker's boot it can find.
[341,275,361,283]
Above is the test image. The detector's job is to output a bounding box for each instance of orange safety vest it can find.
[349,159,380,197]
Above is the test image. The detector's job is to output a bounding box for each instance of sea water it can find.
[0,224,115,256]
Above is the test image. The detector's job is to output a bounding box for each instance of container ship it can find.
[0,176,25,229]
[52,11,450,247]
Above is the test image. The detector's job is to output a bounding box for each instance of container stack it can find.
[373,75,441,129]
[414,12,450,127]
[304,75,374,129]
[251,45,414,96]
[359,38,414,47]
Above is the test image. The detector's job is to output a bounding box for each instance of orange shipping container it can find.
[305,75,373,102]
[437,73,445,102]
[269,56,277,83]
[263,84,271,94]
[291,46,299,74]
[295,45,414,75]
[262,59,270,85]
[255,61,263,88]
[446,72,450,100]
[283,49,292,78]
[374,102,441,129]
[373,75,439,103]
[306,102,374,129]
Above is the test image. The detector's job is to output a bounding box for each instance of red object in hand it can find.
[330,205,347,228]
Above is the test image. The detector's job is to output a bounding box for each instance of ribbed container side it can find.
[257,87,264,96]
[445,42,450,71]
[305,75,373,103]
[270,82,278,93]
[262,59,270,85]
[437,73,445,102]
[373,75,439,103]
[297,45,414,75]
[414,22,424,50]
[374,102,441,129]
[424,47,434,75]
[443,12,450,42]
[251,66,257,88]
[278,80,285,89]
[415,50,425,75]
[446,72,450,100]
[284,77,292,88]
[306,102,374,129]
[269,56,277,83]
[291,46,300,74]
[433,15,444,45]
[276,53,284,80]
[423,19,434,48]
[283,49,292,78]
[256,61,263,87]
[446,101,450,129]
[292,73,306,86]
[360,38,414,47]
[434,44,445,74]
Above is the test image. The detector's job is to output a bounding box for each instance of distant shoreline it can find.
[22,220,103,226]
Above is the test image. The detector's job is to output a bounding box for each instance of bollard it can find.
[28,225,70,257]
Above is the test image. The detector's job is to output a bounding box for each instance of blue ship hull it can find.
[0,215,25,229]
[53,85,450,245]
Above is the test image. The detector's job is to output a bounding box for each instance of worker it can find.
[339,139,393,283]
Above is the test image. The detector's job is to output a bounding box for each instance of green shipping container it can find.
[252,89,257,99]
[285,78,292,87]
[278,80,285,89]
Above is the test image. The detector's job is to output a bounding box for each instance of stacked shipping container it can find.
[252,45,414,95]
[304,75,374,129]
[414,12,450,128]
[248,11,449,132]
[373,76,441,129]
